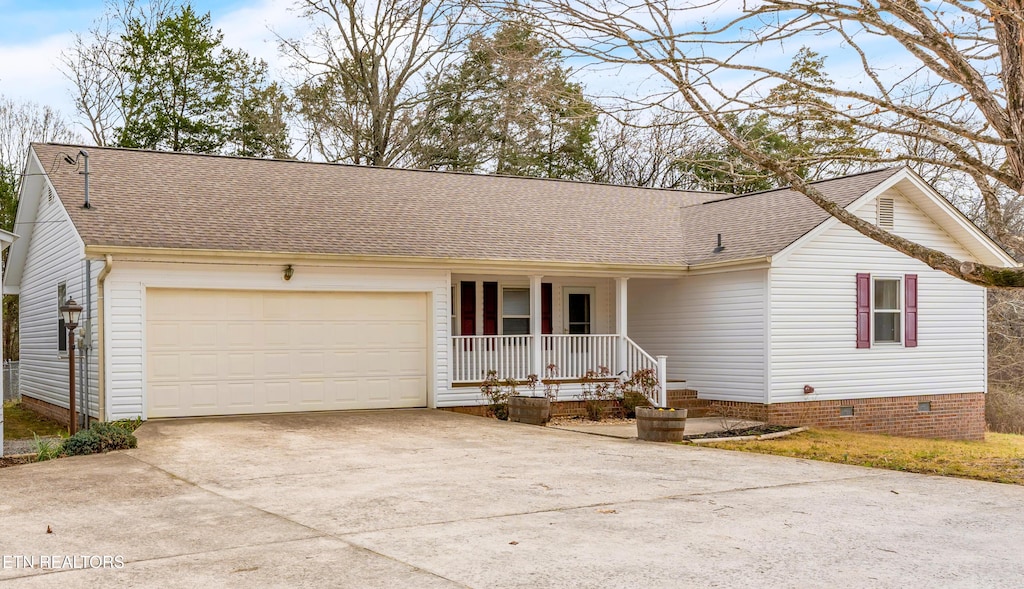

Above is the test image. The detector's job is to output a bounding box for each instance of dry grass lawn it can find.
[3,402,67,440]
[704,429,1024,485]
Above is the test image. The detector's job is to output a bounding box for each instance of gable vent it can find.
[47,186,54,202]
[877,197,895,230]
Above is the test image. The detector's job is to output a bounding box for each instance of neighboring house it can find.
[0,230,17,457]
[3,144,1016,440]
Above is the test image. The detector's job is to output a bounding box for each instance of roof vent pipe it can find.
[714,233,725,253]
[63,150,90,209]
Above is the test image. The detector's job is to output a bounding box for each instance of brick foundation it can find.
[666,389,714,417]
[706,392,985,441]
[443,399,624,419]
[20,395,95,428]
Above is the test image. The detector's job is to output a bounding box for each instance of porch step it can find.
[666,388,715,418]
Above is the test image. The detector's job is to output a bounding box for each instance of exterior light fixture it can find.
[59,298,83,435]
[284,265,294,281]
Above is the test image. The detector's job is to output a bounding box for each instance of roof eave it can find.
[83,245,691,277]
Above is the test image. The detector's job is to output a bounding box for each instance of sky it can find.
[0,0,306,129]
[0,0,903,144]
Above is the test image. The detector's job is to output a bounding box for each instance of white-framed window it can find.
[873,277,901,344]
[501,287,530,335]
[57,282,68,353]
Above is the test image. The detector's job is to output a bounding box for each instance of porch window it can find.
[873,278,901,343]
[502,287,530,335]
[566,291,592,334]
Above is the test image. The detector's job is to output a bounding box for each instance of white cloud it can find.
[214,0,308,81]
[0,32,78,117]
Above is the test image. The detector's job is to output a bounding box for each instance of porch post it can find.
[530,275,543,378]
[615,277,628,377]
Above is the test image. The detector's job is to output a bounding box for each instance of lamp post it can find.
[59,298,83,435]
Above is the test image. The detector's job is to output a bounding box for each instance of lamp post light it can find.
[59,298,83,435]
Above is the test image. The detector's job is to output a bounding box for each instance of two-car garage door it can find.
[146,289,428,418]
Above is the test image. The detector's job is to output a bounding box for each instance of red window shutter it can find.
[460,281,476,336]
[856,273,871,349]
[905,274,918,347]
[483,282,498,335]
[541,283,553,334]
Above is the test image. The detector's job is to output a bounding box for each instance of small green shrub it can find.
[33,434,62,462]
[61,429,102,456]
[89,422,139,451]
[55,421,138,458]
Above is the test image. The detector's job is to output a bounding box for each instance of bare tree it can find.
[0,96,79,178]
[283,0,482,165]
[59,0,181,146]
[0,95,78,362]
[515,0,1024,286]
[589,109,703,189]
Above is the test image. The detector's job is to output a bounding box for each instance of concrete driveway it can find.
[1,410,1023,588]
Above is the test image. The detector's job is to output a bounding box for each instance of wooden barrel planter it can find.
[509,396,551,425]
[636,407,688,442]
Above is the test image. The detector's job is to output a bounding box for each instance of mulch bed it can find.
[685,424,793,440]
[0,455,34,468]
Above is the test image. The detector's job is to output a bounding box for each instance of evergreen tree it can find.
[416,18,597,179]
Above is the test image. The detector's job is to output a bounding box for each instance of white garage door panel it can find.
[146,289,429,417]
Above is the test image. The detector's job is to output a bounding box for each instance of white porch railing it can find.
[541,334,618,380]
[623,336,668,407]
[451,335,533,383]
[450,334,668,406]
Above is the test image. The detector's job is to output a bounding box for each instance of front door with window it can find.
[563,287,594,334]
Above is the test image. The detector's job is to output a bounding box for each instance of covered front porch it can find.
[448,274,667,405]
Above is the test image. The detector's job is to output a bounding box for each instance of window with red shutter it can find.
[856,273,871,348]
[905,274,918,347]
[483,282,498,335]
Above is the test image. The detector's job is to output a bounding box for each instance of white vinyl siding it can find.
[104,262,449,420]
[629,270,767,402]
[770,189,986,402]
[18,181,101,418]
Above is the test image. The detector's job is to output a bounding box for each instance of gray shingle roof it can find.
[32,143,899,267]
[680,168,903,265]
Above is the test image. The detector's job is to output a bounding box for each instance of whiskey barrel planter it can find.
[636,407,688,442]
[508,396,551,425]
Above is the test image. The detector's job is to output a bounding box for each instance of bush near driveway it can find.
[37,421,138,461]
[705,429,1024,485]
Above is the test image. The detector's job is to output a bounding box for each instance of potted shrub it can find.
[625,368,687,441]
[509,364,559,425]
[636,407,688,442]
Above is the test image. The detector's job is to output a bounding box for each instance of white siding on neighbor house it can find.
[769,188,986,402]
[18,182,101,418]
[103,262,450,420]
[629,270,768,402]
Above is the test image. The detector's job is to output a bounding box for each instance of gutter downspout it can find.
[96,255,112,421]
[83,259,91,429]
